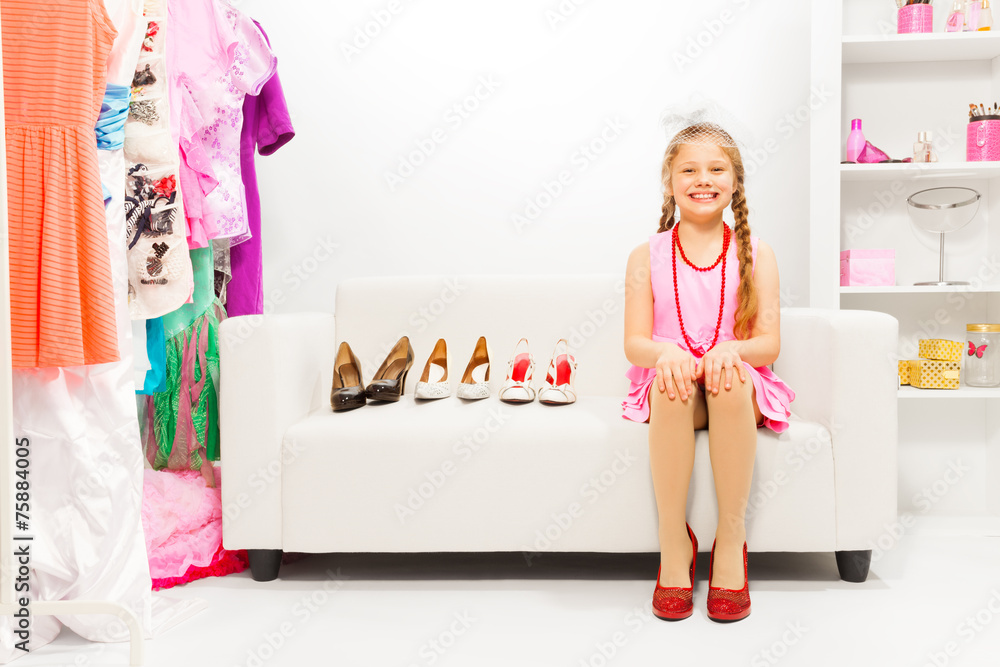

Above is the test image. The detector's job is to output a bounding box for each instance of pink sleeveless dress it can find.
[621,228,795,433]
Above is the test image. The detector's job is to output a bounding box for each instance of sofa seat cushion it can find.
[279,396,836,553]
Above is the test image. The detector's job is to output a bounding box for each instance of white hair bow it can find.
[658,94,755,153]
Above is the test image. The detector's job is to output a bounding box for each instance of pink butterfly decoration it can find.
[968,341,988,358]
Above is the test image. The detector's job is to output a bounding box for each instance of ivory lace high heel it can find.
[330,341,366,412]
[364,336,414,402]
[457,336,490,400]
[538,338,577,405]
[652,523,698,621]
[499,337,535,404]
[707,540,751,622]
[415,338,450,400]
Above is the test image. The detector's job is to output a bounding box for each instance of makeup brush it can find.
[982,103,987,115]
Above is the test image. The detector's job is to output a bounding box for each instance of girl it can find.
[621,121,794,622]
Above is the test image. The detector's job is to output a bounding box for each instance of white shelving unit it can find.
[841,284,1000,293]
[843,31,1000,64]
[813,0,1000,521]
[841,162,1000,181]
[898,385,1000,399]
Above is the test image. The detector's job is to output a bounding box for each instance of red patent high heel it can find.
[707,539,751,622]
[652,523,698,621]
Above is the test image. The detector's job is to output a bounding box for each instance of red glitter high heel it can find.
[652,523,698,621]
[707,539,751,622]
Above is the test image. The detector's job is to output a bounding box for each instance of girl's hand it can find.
[695,341,747,395]
[654,344,698,401]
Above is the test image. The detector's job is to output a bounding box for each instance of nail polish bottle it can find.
[846,119,866,163]
[913,131,937,163]
[980,0,993,29]
[947,1,966,31]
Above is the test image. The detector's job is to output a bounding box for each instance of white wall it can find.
[237,0,814,315]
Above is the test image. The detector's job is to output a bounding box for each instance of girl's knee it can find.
[649,382,698,409]
[705,375,753,403]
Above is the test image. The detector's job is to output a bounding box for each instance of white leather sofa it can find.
[219,274,898,582]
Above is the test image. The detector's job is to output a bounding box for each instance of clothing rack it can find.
[0,11,143,666]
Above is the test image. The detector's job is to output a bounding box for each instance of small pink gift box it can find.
[840,249,895,287]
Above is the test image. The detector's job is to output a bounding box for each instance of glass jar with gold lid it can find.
[965,323,1000,387]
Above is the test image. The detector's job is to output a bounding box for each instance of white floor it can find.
[13,517,1000,667]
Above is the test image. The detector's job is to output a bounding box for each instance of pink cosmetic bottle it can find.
[947,1,966,31]
[966,0,982,29]
[846,119,866,163]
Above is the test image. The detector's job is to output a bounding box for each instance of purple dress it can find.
[227,20,295,317]
[621,229,795,433]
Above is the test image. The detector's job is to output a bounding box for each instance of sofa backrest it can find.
[335,274,632,398]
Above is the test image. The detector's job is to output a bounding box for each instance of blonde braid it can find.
[657,143,682,233]
[730,185,758,340]
[658,194,676,233]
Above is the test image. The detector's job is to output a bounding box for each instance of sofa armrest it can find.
[774,308,899,550]
[219,312,336,550]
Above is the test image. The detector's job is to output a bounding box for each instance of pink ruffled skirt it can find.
[621,362,795,433]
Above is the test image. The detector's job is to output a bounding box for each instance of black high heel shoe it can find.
[365,336,414,402]
[331,342,366,412]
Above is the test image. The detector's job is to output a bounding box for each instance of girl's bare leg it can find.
[647,379,707,587]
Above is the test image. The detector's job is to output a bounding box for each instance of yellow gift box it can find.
[907,359,960,389]
[918,339,963,362]
[898,360,911,386]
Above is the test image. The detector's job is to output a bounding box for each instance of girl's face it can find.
[666,142,736,224]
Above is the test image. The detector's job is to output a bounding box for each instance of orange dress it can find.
[3,0,120,367]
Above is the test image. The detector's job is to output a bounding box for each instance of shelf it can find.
[842,284,1000,293]
[840,162,1000,182]
[899,385,1000,398]
[843,32,1000,64]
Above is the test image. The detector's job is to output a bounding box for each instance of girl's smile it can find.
[667,143,735,221]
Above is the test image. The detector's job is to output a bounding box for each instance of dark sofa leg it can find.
[835,549,871,582]
[248,549,283,581]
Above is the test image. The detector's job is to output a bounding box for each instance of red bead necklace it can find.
[672,223,730,355]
